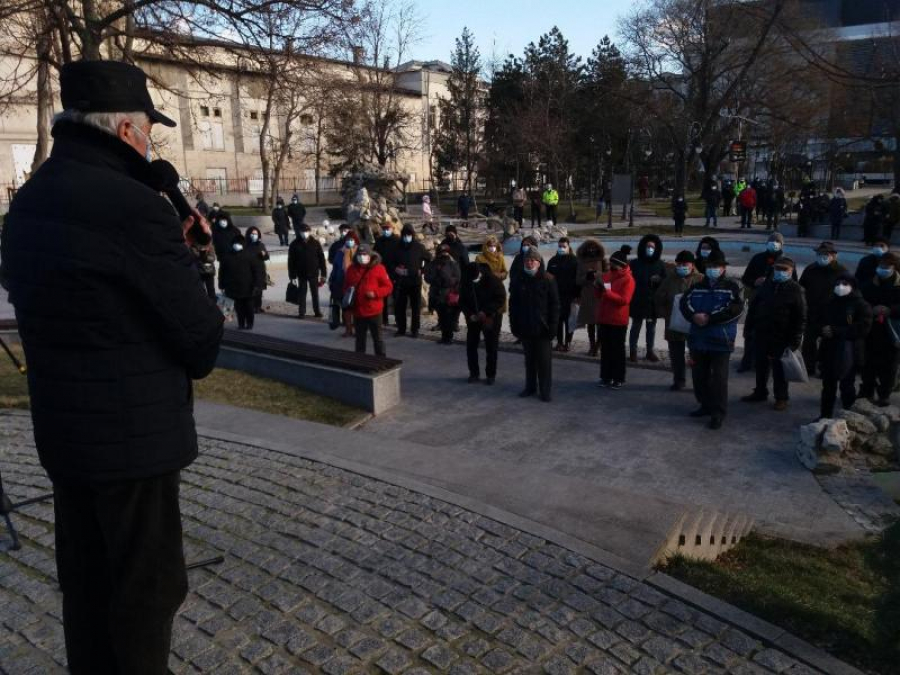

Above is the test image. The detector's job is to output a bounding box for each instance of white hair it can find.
[53,109,149,137]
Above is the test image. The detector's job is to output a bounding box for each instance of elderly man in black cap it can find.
[799,241,846,376]
[509,248,560,401]
[0,60,223,674]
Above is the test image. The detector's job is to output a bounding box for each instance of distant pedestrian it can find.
[509,248,559,402]
[287,194,306,238]
[457,192,472,224]
[195,192,209,217]
[863,195,885,246]
[654,251,703,391]
[886,193,900,241]
[244,226,269,313]
[422,194,436,234]
[828,188,847,240]
[799,241,846,376]
[628,235,666,362]
[461,261,506,384]
[219,233,261,330]
[819,273,872,418]
[529,191,541,228]
[738,183,757,228]
[288,223,327,318]
[512,185,527,226]
[672,194,688,234]
[703,185,720,227]
[272,197,290,245]
[542,184,559,225]
[721,178,735,216]
[680,250,744,430]
[596,249,635,389]
[547,237,578,352]
[343,244,393,356]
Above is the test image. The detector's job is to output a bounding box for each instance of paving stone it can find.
[374,647,411,674]
[421,643,458,670]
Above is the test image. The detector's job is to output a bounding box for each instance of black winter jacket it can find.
[374,235,401,278]
[425,255,461,305]
[219,247,262,299]
[820,290,873,377]
[288,237,327,280]
[629,234,666,320]
[440,236,469,264]
[855,254,882,284]
[392,240,432,287]
[799,261,847,326]
[860,272,900,352]
[0,121,223,482]
[271,205,290,234]
[509,271,560,339]
[287,201,306,228]
[460,270,507,320]
[546,253,578,302]
[745,279,807,354]
[211,215,242,260]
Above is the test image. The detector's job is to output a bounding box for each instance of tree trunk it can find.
[894,132,900,191]
[31,33,53,174]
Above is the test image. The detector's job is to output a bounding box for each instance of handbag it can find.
[888,317,900,347]
[567,301,580,333]
[669,294,692,334]
[342,267,371,310]
[285,280,300,305]
[780,347,809,383]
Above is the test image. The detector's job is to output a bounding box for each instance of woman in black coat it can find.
[859,253,900,405]
[694,236,721,274]
[460,262,507,384]
[425,245,462,344]
[219,233,261,329]
[271,198,291,245]
[547,237,578,351]
[245,225,269,312]
[211,210,242,259]
[628,234,666,361]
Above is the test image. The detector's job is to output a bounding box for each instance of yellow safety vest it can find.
[543,189,559,206]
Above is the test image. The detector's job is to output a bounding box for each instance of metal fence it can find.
[180,175,341,197]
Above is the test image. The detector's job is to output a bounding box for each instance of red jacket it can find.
[594,266,636,326]
[738,187,757,210]
[343,259,394,318]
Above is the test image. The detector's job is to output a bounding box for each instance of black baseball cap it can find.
[60,60,177,127]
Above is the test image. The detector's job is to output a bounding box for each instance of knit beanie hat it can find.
[610,250,628,268]
[675,250,695,264]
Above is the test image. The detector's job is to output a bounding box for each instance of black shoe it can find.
[314,312,324,318]
[609,381,623,390]
[597,379,609,388]
[670,382,685,391]
[485,377,495,385]
[409,332,419,339]
[518,389,536,398]
[708,417,723,430]
[689,407,710,417]
[468,375,480,383]
[540,393,552,402]
[736,365,751,373]
[394,331,406,337]
[741,393,768,403]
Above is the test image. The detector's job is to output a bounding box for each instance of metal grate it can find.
[221,328,401,375]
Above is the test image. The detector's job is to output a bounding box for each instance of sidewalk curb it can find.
[193,420,863,675]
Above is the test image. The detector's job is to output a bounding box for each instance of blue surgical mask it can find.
[873,246,887,257]
[132,124,152,162]
[816,255,831,266]
[402,235,413,244]
[773,270,790,283]
[557,247,568,255]
[766,242,781,253]
[645,247,656,256]
[382,230,392,237]
[346,240,356,249]
[249,233,259,243]
[300,232,309,240]
[876,267,894,279]
[700,249,711,258]
[706,268,723,281]
[676,265,691,277]
[524,266,537,277]
[521,245,530,254]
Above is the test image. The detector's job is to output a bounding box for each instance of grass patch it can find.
[0,343,364,427]
[661,525,900,674]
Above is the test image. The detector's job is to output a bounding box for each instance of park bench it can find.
[217,329,401,415]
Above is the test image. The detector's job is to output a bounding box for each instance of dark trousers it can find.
[740,330,755,370]
[530,206,540,227]
[354,314,385,356]
[545,204,557,224]
[202,276,216,301]
[669,338,687,386]
[860,345,900,401]
[381,289,393,325]
[395,284,422,334]
[467,318,500,378]
[629,318,656,353]
[740,207,752,228]
[704,204,718,227]
[557,299,574,345]
[234,297,254,329]
[253,289,263,312]
[830,220,842,240]
[277,231,289,246]
[297,277,321,316]
[691,350,731,419]
[821,372,858,418]
[674,217,685,234]
[599,324,627,383]
[436,304,455,342]
[754,343,789,401]
[802,326,820,376]
[513,206,524,226]
[521,337,552,397]
[53,471,187,675]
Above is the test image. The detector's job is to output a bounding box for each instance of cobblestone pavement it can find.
[2,413,828,674]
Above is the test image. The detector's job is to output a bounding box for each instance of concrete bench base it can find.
[216,346,401,415]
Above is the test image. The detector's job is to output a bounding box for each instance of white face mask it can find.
[300,232,309,240]
[834,284,851,297]
[232,243,243,252]
[645,247,656,256]
[557,247,568,255]
[249,233,259,243]
[218,220,228,228]
[487,246,497,253]
[358,254,371,265]
[402,235,413,244]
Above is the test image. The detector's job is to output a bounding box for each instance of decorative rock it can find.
[871,414,891,433]
[795,442,842,474]
[852,399,882,418]
[821,420,852,453]
[864,435,896,457]
[795,442,818,471]
[838,411,878,436]
[799,421,828,448]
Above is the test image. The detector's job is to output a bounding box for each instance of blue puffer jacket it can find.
[680,275,744,352]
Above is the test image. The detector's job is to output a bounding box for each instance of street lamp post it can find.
[606,148,613,230]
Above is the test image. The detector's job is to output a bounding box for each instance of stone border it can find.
[192,421,863,675]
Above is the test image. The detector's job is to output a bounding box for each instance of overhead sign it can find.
[729,141,747,163]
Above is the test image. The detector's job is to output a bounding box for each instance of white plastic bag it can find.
[669,294,692,334]
[780,347,809,383]
[567,301,580,333]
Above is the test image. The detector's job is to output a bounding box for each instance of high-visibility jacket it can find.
[734,180,746,197]
[542,189,559,206]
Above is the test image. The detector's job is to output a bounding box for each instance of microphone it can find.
[148,159,211,245]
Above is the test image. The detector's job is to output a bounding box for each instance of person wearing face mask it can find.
[703,184,720,227]
[393,224,432,337]
[819,273,873,418]
[288,223,328,319]
[440,224,469,264]
[741,258,806,410]
[828,188,847,240]
[460,262,507,384]
[218,233,261,329]
[425,244,462,344]
[654,251,703,391]
[596,249,636,389]
[737,182,757,229]
[694,236,721,274]
[680,250,745,429]
[244,226,269,313]
[739,231,795,373]
[421,194,436,234]
[859,252,900,406]
[475,235,509,330]
[575,239,608,356]
[374,219,401,326]
[799,242,846,376]
[856,237,891,283]
[287,194,307,238]
[542,184,559,225]
[208,201,221,224]
[211,209,242,260]
[509,248,560,401]
[271,197,291,246]
[672,193,689,235]
[329,231,361,336]
[343,244,393,356]
[628,234,666,362]
[329,223,352,261]
[510,235,543,288]
[862,194,885,246]
[547,237,578,352]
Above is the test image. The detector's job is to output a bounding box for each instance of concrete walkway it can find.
[214,313,863,568]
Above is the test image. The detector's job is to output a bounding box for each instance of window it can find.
[200,106,210,117]
[213,108,222,118]
[300,114,314,125]
[249,111,258,121]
